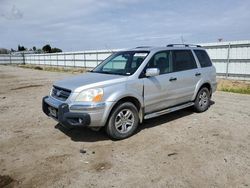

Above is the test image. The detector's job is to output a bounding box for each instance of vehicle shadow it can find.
[138,108,193,131]
[55,124,109,142]
[138,100,215,133]
[55,100,215,142]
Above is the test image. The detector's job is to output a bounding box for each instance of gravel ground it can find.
[0,65,250,188]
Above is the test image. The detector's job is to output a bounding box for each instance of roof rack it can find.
[135,46,152,48]
[166,44,202,48]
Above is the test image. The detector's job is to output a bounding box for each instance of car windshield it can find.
[92,51,149,76]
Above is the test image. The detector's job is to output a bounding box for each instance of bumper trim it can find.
[69,103,106,111]
[43,96,91,127]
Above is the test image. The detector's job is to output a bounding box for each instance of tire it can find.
[194,87,211,113]
[105,102,139,140]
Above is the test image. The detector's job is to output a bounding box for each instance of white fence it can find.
[0,54,24,64]
[0,50,118,68]
[202,40,250,79]
[1,40,250,80]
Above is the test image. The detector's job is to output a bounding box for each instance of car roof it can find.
[128,45,205,53]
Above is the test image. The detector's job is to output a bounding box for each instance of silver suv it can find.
[43,44,217,139]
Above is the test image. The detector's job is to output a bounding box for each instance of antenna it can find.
[181,36,184,44]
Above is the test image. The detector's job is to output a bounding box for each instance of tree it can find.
[32,46,36,51]
[42,44,52,53]
[41,44,62,53]
[51,48,62,53]
[18,45,26,51]
[36,49,43,54]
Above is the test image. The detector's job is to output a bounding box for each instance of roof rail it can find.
[167,44,202,48]
[135,46,152,48]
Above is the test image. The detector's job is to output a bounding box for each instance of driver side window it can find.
[147,51,172,74]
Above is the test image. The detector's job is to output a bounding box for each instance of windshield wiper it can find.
[92,71,127,76]
[92,71,112,74]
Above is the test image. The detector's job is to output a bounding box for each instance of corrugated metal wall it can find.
[202,40,250,79]
[0,50,118,68]
[1,40,250,80]
[23,50,117,68]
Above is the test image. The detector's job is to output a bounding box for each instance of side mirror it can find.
[145,68,160,77]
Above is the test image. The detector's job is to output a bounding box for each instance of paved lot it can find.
[0,65,250,188]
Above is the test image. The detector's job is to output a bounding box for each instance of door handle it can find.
[169,77,177,81]
[195,72,201,76]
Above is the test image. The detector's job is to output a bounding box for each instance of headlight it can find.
[75,88,103,102]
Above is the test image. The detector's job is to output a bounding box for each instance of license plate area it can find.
[48,106,58,118]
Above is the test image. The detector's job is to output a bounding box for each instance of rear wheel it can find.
[194,87,210,112]
[106,102,139,140]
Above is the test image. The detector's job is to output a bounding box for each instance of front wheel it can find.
[194,87,210,112]
[106,102,139,140]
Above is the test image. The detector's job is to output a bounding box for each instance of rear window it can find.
[194,50,212,67]
[172,50,197,72]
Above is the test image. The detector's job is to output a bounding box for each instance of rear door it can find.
[170,49,201,104]
[193,49,216,87]
[143,49,200,113]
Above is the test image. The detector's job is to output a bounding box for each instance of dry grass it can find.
[217,79,250,94]
[17,64,88,74]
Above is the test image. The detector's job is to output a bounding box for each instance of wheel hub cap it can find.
[199,91,208,107]
[115,109,135,134]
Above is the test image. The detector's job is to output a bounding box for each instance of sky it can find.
[0,0,250,51]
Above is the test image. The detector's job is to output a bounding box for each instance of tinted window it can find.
[131,55,144,69]
[194,50,212,67]
[146,51,172,74]
[172,50,197,72]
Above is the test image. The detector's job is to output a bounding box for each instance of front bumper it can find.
[43,96,91,127]
[42,96,114,127]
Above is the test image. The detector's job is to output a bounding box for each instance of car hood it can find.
[54,72,127,92]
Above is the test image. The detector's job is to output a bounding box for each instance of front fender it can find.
[103,79,144,122]
[104,79,144,105]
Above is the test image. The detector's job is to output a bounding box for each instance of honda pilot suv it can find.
[43,44,217,139]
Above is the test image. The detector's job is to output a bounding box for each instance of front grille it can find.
[51,86,71,101]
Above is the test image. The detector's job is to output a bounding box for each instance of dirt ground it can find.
[0,65,250,188]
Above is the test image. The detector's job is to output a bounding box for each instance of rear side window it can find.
[172,50,197,72]
[194,50,212,67]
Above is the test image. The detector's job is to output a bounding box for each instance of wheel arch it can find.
[107,96,144,125]
[193,82,212,101]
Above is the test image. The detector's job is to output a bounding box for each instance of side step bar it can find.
[144,102,194,120]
